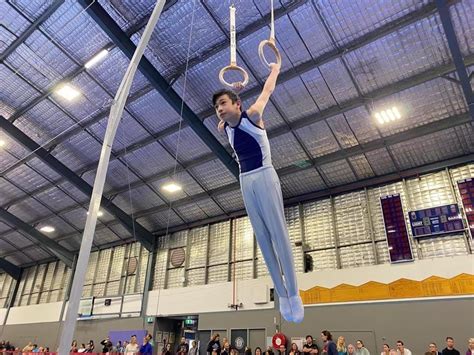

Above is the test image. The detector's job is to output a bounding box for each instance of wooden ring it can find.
[218,65,249,88]
[258,39,281,68]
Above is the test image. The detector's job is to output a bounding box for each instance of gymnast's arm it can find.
[247,62,281,126]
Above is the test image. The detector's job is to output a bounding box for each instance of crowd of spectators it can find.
[1,334,472,355]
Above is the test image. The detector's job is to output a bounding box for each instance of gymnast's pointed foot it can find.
[278,296,293,322]
[289,294,304,323]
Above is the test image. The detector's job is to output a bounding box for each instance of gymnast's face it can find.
[214,94,241,122]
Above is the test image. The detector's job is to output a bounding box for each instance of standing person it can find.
[466,338,474,355]
[189,341,199,355]
[442,338,460,355]
[321,331,337,355]
[212,60,303,323]
[380,345,390,355]
[347,345,356,355]
[177,338,189,355]
[395,341,411,355]
[303,336,319,355]
[207,334,221,355]
[289,344,300,355]
[101,337,113,353]
[125,335,140,355]
[163,344,173,355]
[140,335,153,355]
[336,337,347,355]
[355,341,370,355]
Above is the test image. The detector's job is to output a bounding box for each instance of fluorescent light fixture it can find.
[40,226,55,233]
[87,210,104,217]
[0,139,5,147]
[84,49,109,69]
[162,182,182,193]
[374,107,402,124]
[56,84,80,101]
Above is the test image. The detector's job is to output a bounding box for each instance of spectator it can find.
[163,343,173,355]
[177,338,189,355]
[466,338,474,355]
[303,336,319,355]
[221,342,230,355]
[31,345,39,353]
[245,347,253,355]
[70,341,78,353]
[23,342,34,352]
[290,343,300,355]
[87,341,95,353]
[101,337,113,353]
[321,331,337,355]
[140,335,153,355]
[427,343,442,355]
[265,346,275,355]
[256,347,263,355]
[189,341,199,355]
[396,341,412,355]
[347,345,356,355]
[336,337,347,355]
[126,335,140,355]
[355,341,370,355]
[207,334,221,355]
[78,344,86,353]
[443,337,460,355]
[381,344,390,355]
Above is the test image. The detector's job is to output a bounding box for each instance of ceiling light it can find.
[84,49,109,69]
[374,107,402,124]
[40,226,55,233]
[0,139,5,147]
[55,84,80,101]
[162,182,182,193]
[87,210,104,217]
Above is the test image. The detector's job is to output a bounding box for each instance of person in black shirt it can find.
[442,337,460,355]
[177,337,189,355]
[303,336,319,355]
[207,334,221,355]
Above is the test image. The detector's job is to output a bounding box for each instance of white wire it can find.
[154,0,198,316]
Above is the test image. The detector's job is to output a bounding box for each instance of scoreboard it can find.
[408,204,464,238]
[458,178,474,238]
[380,194,413,263]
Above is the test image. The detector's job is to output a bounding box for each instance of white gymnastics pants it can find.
[239,166,298,298]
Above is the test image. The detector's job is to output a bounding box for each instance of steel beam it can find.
[0,207,74,267]
[436,0,474,120]
[0,116,155,251]
[0,257,21,280]
[0,0,65,62]
[78,0,239,178]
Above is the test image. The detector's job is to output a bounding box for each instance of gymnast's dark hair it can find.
[212,89,241,107]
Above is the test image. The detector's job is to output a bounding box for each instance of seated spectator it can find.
[255,347,263,355]
[221,342,230,355]
[87,340,95,353]
[396,341,411,355]
[78,344,86,353]
[355,341,370,355]
[381,344,390,355]
[443,337,460,355]
[466,338,474,355]
[245,347,252,355]
[336,337,347,355]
